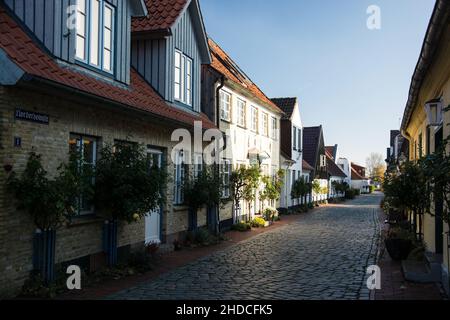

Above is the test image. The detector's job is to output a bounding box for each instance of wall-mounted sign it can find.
[15,109,49,125]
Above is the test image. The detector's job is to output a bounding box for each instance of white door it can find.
[145,149,163,245]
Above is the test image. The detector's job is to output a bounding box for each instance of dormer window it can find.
[174,50,193,106]
[76,0,115,74]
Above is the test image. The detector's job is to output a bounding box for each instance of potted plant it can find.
[8,152,85,284]
[384,226,415,261]
[94,143,166,266]
[184,165,225,233]
[259,169,284,213]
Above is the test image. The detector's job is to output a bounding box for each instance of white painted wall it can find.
[219,85,282,220]
[280,100,304,209]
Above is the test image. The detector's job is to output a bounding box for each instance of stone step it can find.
[402,259,442,283]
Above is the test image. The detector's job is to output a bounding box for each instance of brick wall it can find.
[0,86,206,297]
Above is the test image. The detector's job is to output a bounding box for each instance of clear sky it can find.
[199,0,436,166]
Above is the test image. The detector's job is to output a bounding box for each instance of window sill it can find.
[173,205,189,212]
[67,215,104,228]
[221,118,232,123]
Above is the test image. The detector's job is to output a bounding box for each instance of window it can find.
[194,153,203,179]
[251,107,258,132]
[262,113,269,136]
[174,150,186,205]
[418,133,423,158]
[69,134,97,215]
[220,90,231,121]
[76,0,115,73]
[237,99,246,127]
[292,170,296,187]
[221,160,231,198]
[297,128,302,151]
[293,127,297,150]
[174,50,193,106]
[271,117,277,140]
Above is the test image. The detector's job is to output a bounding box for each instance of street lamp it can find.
[424,98,443,127]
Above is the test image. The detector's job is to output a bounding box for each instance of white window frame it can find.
[262,112,269,136]
[194,153,203,179]
[174,150,186,205]
[251,106,258,132]
[221,160,231,199]
[220,90,231,121]
[237,99,246,127]
[69,134,97,215]
[271,117,277,140]
[297,127,302,151]
[174,50,193,107]
[293,127,297,150]
[76,0,115,73]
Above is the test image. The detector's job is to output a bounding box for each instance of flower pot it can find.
[103,220,118,267]
[385,238,413,261]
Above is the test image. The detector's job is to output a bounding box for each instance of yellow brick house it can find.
[400,0,450,295]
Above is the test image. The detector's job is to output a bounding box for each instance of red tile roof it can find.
[302,160,314,172]
[208,38,283,115]
[351,163,367,179]
[132,0,188,33]
[0,6,214,129]
[326,154,346,178]
[351,167,366,180]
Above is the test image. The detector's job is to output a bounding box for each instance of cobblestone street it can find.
[109,194,382,300]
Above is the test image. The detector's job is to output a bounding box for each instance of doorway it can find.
[145,148,163,244]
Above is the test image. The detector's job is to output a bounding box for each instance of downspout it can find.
[215,75,225,228]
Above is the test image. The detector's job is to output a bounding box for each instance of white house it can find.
[208,39,284,222]
[351,163,370,193]
[325,146,348,198]
[271,98,304,209]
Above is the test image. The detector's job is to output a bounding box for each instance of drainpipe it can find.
[215,75,225,229]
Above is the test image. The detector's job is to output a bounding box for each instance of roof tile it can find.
[0,6,214,129]
[208,38,283,115]
[132,0,188,33]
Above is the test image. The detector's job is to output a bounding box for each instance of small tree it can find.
[259,169,284,211]
[8,152,92,283]
[230,166,261,222]
[383,160,429,239]
[94,143,166,222]
[183,165,224,231]
[94,143,167,266]
[421,136,450,225]
[291,177,312,204]
[312,180,321,202]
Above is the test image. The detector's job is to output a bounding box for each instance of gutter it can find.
[215,75,225,127]
[19,75,214,132]
[401,0,450,131]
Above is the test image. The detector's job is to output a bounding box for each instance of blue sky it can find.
[199,0,435,166]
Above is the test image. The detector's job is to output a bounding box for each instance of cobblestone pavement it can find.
[109,194,382,300]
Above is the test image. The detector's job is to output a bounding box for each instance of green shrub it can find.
[231,222,251,232]
[251,217,266,228]
[194,228,211,245]
[345,189,356,200]
[263,208,278,222]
